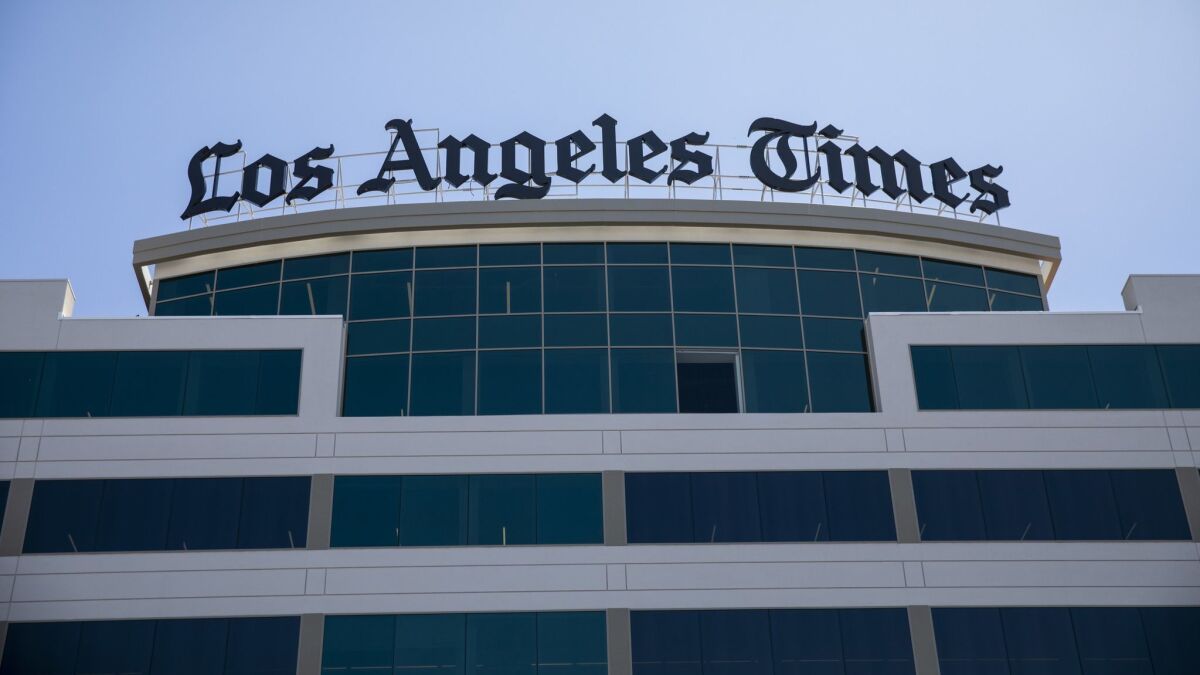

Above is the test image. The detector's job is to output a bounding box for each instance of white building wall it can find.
[0,275,1197,624]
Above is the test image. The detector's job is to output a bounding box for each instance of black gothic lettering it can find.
[747,117,820,192]
[358,119,440,195]
[968,164,1011,214]
[929,158,968,209]
[667,132,713,185]
[627,131,668,184]
[495,132,551,199]
[240,154,288,207]
[592,113,625,182]
[179,140,243,220]
[439,135,496,188]
[555,130,596,184]
[286,145,335,204]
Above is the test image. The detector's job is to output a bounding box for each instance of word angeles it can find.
[180,116,1010,220]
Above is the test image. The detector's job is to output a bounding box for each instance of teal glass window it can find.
[343,354,408,416]
[254,350,303,415]
[157,270,214,300]
[417,245,477,268]
[912,471,987,541]
[410,351,475,415]
[236,476,310,549]
[544,242,604,264]
[537,612,608,675]
[166,478,242,550]
[24,479,104,553]
[151,618,231,674]
[544,314,607,346]
[674,314,738,347]
[978,470,1054,540]
[480,267,541,314]
[284,252,349,279]
[989,291,1043,311]
[480,243,540,266]
[347,320,410,355]
[35,351,117,417]
[535,474,603,544]
[698,610,773,675]
[911,346,958,410]
[414,269,476,316]
[803,317,864,352]
[921,259,984,286]
[671,266,734,312]
[822,471,896,541]
[732,244,792,267]
[0,353,43,418]
[741,350,807,413]
[93,479,173,551]
[322,614,395,673]
[1089,345,1169,409]
[985,267,1041,295]
[154,293,213,316]
[670,242,730,265]
[469,474,536,545]
[610,314,673,346]
[926,280,988,311]
[949,346,1027,409]
[478,315,540,348]
[182,351,260,415]
[858,251,920,276]
[608,266,671,311]
[477,350,542,415]
[1019,346,1096,408]
[545,349,610,413]
[353,247,412,272]
[794,246,854,270]
[213,284,280,315]
[806,352,873,412]
[109,351,189,416]
[393,613,466,675]
[734,267,798,314]
[738,315,803,349]
[611,349,676,413]
[544,267,606,312]
[1157,345,1200,408]
[349,271,411,320]
[217,261,280,289]
[331,476,402,547]
[626,472,693,543]
[756,472,827,541]
[797,270,861,317]
[25,477,307,553]
[608,242,668,264]
[281,275,348,316]
[691,472,761,542]
[860,274,927,312]
[412,317,476,351]
[399,475,468,546]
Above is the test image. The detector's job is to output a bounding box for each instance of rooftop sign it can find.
[180,116,1010,223]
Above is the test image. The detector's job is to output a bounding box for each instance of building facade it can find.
[1,199,1198,674]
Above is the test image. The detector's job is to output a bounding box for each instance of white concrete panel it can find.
[903,426,1172,453]
[0,280,71,348]
[334,430,604,457]
[36,433,318,461]
[11,568,307,601]
[923,560,1200,588]
[620,428,886,454]
[625,561,905,590]
[0,437,18,463]
[323,564,607,595]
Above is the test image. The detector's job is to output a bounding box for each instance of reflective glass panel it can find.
[769,609,844,675]
[1043,470,1122,540]
[154,294,212,316]
[468,474,536,545]
[610,314,673,346]
[478,315,540,349]
[837,608,914,675]
[214,284,280,315]
[932,608,1010,675]
[1000,608,1081,675]
[1088,345,1169,409]
[544,349,609,414]
[922,259,984,286]
[157,271,214,300]
[479,267,541,314]
[343,354,408,417]
[757,472,827,542]
[537,612,607,675]
[671,267,735,313]
[183,351,258,415]
[860,274,927,313]
[109,351,189,416]
[465,613,537,675]
[322,614,396,673]
[857,251,920,276]
[413,317,476,351]
[989,291,1043,311]
[977,470,1054,540]
[416,245,476,268]
[806,352,873,412]
[347,320,410,355]
[631,611,703,675]
[823,471,895,541]
[804,318,865,352]
[410,352,475,416]
[690,472,760,543]
[217,261,281,290]
[166,478,242,551]
[626,473,693,543]
[544,314,607,346]
[399,474,469,546]
[93,479,172,551]
[732,244,793,267]
[797,270,861,318]
[674,314,738,347]
[151,618,229,675]
[608,242,668,264]
[353,247,413,272]
[699,610,773,675]
[544,243,604,264]
[608,267,671,311]
[236,476,310,549]
[1071,608,1153,675]
[224,616,301,675]
[35,351,117,418]
[480,243,540,266]
[350,271,412,320]
[331,475,402,547]
[25,479,104,553]
[281,276,348,316]
[394,613,466,675]
[740,350,807,413]
[74,620,155,675]
[544,267,605,312]
[1156,345,1200,408]
[1020,346,1096,409]
[611,349,676,413]
[284,253,349,279]
[477,349,542,415]
[735,267,799,314]
[985,268,1041,295]
[949,346,1027,409]
[535,473,603,545]
[1108,469,1191,540]
[912,471,986,541]
[414,269,476,316]
[794,247,854,270]
[738,315,803,349]
[670,243,730,265]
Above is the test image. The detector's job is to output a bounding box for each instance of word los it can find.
[180,115,1010,220]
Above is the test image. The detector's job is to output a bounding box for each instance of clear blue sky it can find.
[1,0,1197,316]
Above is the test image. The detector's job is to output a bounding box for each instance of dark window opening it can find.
[677,354,739,413]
